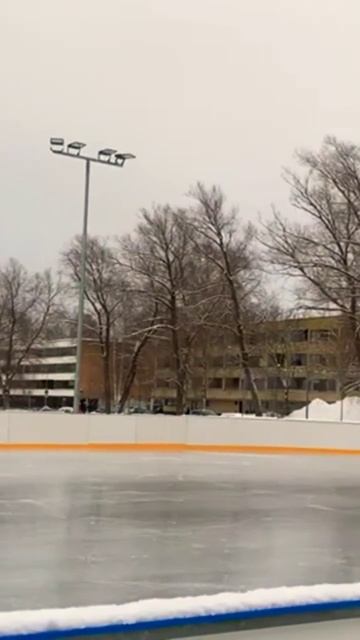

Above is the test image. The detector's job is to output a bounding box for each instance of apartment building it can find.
[2,339,110,410]
[2,315,352,414]
[151,316,347,415]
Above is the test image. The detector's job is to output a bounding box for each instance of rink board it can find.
[1,413,360,454]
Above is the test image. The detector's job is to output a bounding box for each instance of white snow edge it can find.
[2,584,360,635]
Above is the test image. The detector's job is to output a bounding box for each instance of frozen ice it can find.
[0,452,360,611]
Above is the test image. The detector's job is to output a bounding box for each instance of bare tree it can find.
[63,235,127,413]
[121,206,220,414]
[188,183,263,415]
[262,136,360,369]
[0,259,59,409]
[116,300,159,413]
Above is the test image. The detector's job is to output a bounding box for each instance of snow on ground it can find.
[1,584,360,635]
[289,397,360,422]
[220,397,360,422]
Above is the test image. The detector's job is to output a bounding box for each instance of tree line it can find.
[2,136,360,413]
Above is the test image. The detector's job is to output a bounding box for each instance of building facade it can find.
[1,315,355,414]
[2,339,112,411]
[151,316,348,415]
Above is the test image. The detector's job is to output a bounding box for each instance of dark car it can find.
[188,409,220,416]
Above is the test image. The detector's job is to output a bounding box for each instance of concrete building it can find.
[2,315,355,415]
[3,339,110,411]
[151,316,349,415]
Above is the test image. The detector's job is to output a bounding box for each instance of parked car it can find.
[126,406,153,414]
[188,408,220,416]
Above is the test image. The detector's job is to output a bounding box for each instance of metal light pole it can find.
[50,138,135,413]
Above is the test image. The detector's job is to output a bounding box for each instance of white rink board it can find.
[0,412,359,450]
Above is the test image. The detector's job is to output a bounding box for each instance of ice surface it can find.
[1,583,360,635]
[1,452,360,612]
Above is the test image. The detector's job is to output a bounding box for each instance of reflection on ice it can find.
[0,452,359,611]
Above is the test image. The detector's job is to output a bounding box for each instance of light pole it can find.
[50,138,135,413]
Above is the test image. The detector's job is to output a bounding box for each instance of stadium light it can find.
[50,138,65,153]
[98,148,117,162]
[67,141,86,156]
[49,138,135,413]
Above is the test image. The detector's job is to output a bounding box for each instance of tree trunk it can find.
[118,342,143,413]
[175,371,186,415]
[117,305,158,413]
[102,352,111,414]
[222,252,262,416]
[2,387,10,410]
[237,330,262,416]
[349,311,360,368]
[242,359,262,415]
[284,384,290,416]
[169,296,186,415]
[102,325,111,414]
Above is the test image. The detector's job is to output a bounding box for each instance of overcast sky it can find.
[2,0,360,270]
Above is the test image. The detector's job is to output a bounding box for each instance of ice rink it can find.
[1,451,360,612]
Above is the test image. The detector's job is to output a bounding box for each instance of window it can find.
[311,379,327,391]
[268,353,285,367]
[13,379,74,390]
[225,377,239,390]
[54,380,74,389]
[248,355,261,367]
[31,346,77,358]
[289,377,306,390]
[308,353,336,368]
[208,378,223,389]
[289,329,308,342]
[224,352,240,367]
[267,377,283,390]
[22,363,76,374]
[155,378,172,388]
[255,378,265,390]
[210,356,224,368]
[309,329,334,342]
[309,354,327,367]
[311,378,337,392]
[290,353,307,366]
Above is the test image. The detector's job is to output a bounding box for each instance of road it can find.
[0,451,360,611]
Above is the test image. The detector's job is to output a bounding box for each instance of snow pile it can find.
[1,584,360,636]
[289,399,339,421]
[289,397,360,422]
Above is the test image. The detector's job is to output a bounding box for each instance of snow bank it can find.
[289,397,360,422]
[289,399,338,421]
[1,584,360,637]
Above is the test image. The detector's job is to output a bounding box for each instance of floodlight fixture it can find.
[98,148,117,162]
[114,152,136,166]
[67,141,86,155]
[49,138,65,153]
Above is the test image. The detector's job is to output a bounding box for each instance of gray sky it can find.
[2,0,360,270]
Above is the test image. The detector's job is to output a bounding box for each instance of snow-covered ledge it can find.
[1,584,360,639]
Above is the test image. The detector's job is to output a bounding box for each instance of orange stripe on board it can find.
[0,442,359,455]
